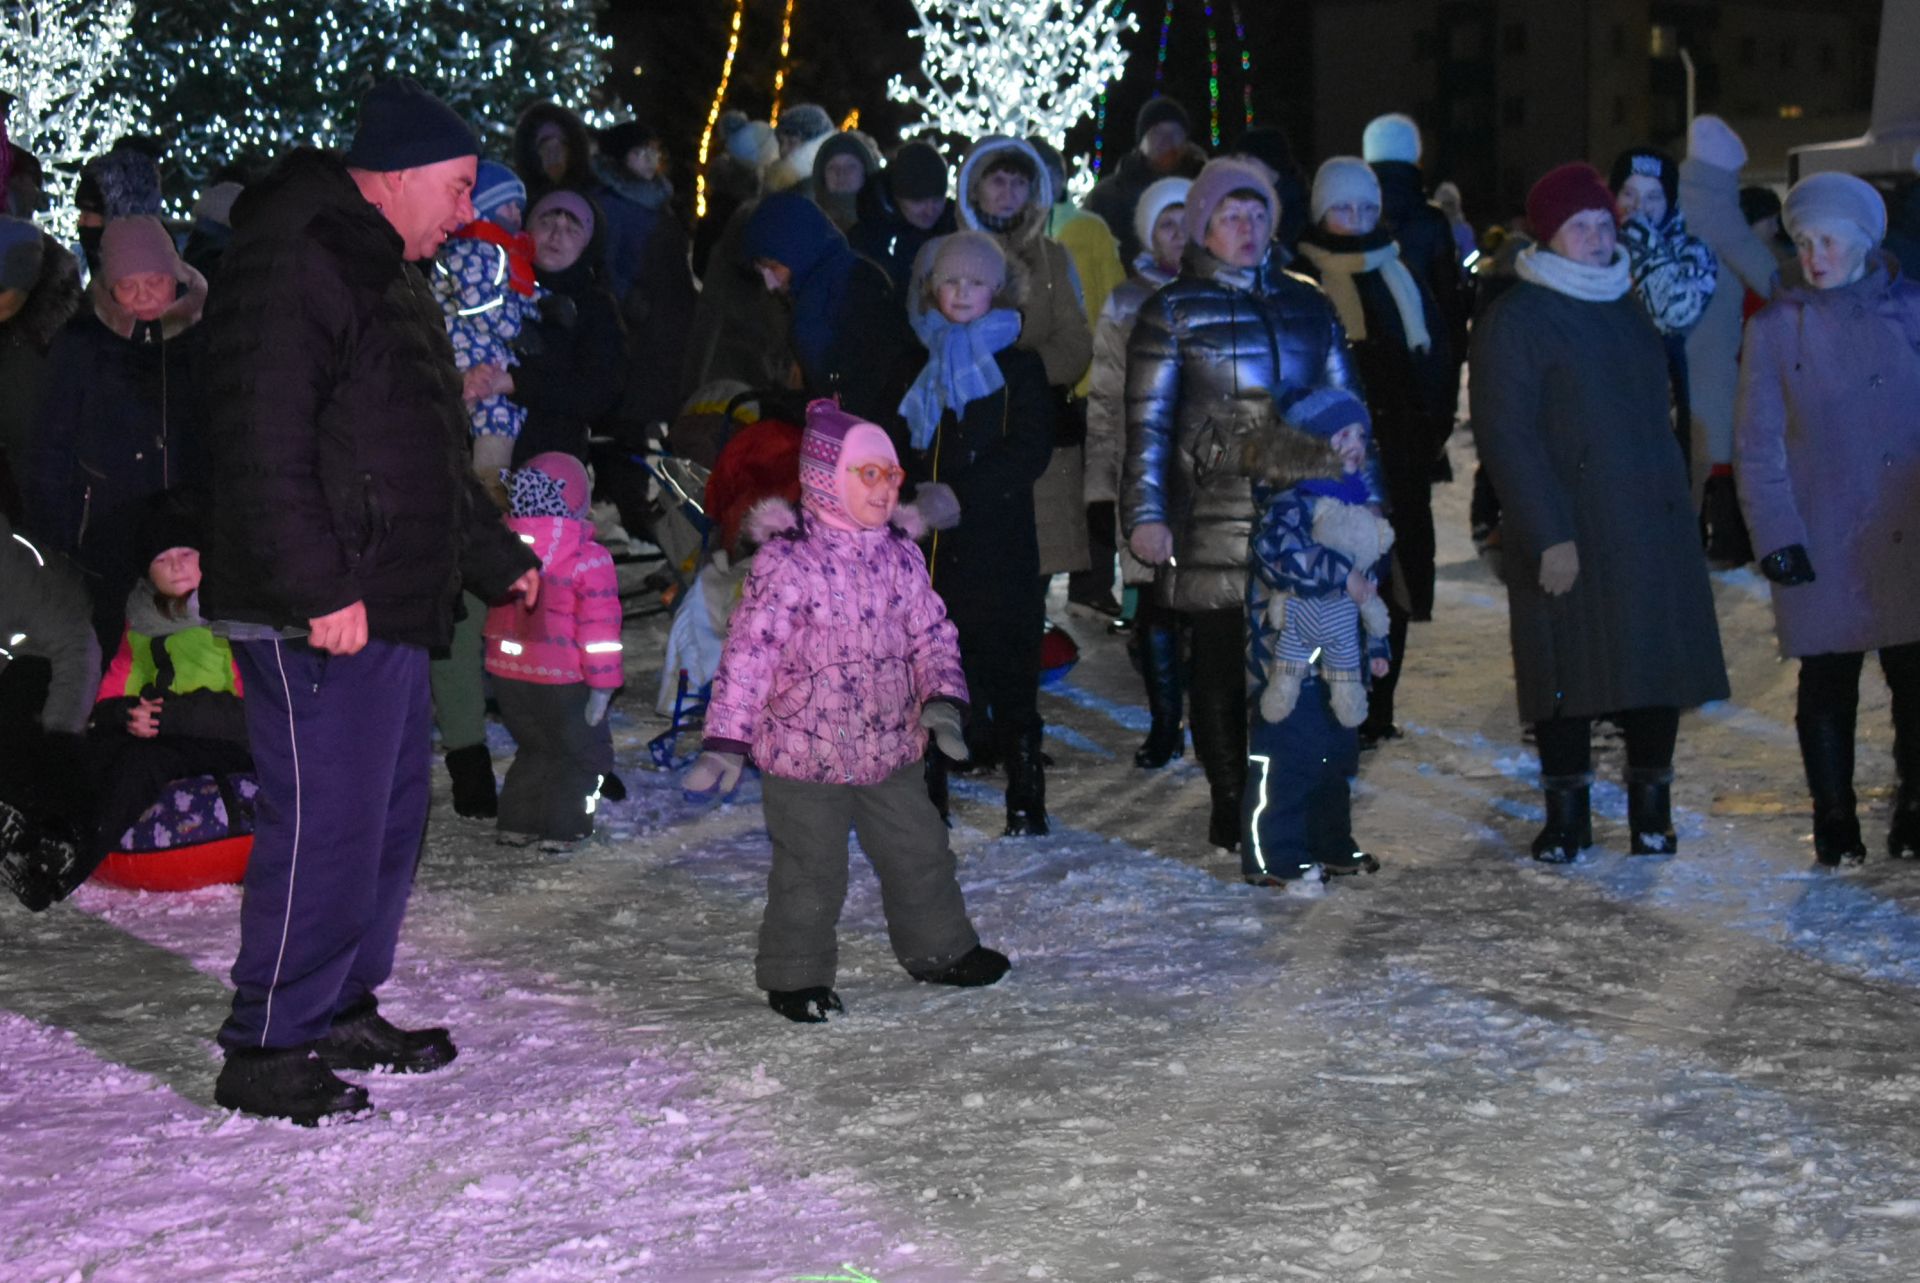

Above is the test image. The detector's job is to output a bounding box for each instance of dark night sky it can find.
[600,0,1306,185]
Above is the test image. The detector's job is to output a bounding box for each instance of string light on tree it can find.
[695,0,747,220]
[769,0,797,127]
[0,0,146,241]
[888,0,1137,201]
[114,0,610,211]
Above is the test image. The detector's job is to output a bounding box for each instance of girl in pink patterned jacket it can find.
[484,452,623,848]
[684,400,1010,1022]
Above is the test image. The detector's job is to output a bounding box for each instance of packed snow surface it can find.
[7,436,1920,1282]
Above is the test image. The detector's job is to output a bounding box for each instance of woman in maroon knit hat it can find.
[1469,162,1728,863]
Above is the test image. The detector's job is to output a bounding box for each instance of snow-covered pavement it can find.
[6,437,1920,1282]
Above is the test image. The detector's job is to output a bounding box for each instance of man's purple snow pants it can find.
[219,637,433,1052]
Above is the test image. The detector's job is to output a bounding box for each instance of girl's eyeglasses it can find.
[846,464,906,487]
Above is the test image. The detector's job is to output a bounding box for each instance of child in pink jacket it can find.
[484,452,623,847]
[684,400,1010,1022]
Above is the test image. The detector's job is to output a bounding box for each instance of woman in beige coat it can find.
[954,136,1093,581]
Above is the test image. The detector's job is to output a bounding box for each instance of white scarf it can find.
[1514,245,1633,302]
[1296,239,1431,352]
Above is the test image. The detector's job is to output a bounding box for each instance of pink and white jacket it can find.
[483,515,623,688]
[704,501,967,786]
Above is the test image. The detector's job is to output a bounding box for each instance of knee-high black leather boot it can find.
[1134,618,1185,768]
[1003,723,1049,837]
[1798,709,1865,867]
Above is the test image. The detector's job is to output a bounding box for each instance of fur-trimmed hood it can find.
[765,132,830,196]
[741,494,926,547]
[956,136,1054,251]
[88,259,208,342]
[0,232,82,353]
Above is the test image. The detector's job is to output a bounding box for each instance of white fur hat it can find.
[1687,115,1748,172]
[1134,177,1192,258]
[1361,113,1422,165]
[1310,156,1382,223]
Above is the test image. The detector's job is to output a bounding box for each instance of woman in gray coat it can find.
[1471,164,1728,862]
[1735,173,1920,867]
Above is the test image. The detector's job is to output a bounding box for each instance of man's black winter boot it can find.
[1627,767,1677,855]
[315,997,458,1074]
[1531,775,1593,863]
[215,1048,372,1125]
[767,987,844,1023]
[910,944,1010,987]
[444,744,497,819]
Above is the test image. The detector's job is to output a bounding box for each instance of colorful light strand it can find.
[1091,0,1131,176]
[1230,0,1253,129]
[1203,0,1220,145]
[769,0,797,127]
[1154,0,1174,87]
[695,0,747,221]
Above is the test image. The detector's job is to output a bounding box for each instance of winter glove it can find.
[903,481,962,531]
[584,689,613,727]
[918,702,968,761]
[1538,540,1579,596]
[1759,544,1816,586]
[681,750,744,802]
[1128,522,1174,566]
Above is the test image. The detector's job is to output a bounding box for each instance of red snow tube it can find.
[91,835,253,892]
[1039,622,1080,685]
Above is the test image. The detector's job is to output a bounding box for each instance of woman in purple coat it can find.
[1735,173,1920,867]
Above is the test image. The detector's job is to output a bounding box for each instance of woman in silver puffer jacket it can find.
[1122,158,1365,851]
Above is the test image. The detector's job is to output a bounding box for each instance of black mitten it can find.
[1759,544,1815,586]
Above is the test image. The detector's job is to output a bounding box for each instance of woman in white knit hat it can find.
[1734,171,1920,868]
[1294,156,1454,746]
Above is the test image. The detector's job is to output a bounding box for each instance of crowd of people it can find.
[2,72,1919,1123]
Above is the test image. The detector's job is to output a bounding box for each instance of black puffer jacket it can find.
[198,150,536,647]
[1122,248,1361,612]
[1371,161,1470,377]
[511,201,626,464]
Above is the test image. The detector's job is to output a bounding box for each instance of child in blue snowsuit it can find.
[1243,388,1392,891]
[432,161,545,482]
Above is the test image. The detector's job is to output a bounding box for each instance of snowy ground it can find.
[8,433,1920,1283]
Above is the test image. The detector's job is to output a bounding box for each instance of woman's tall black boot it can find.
[1133,618,1185,768]
[1626,767,1676,855]
[1889,677,1920,859]
[1003,724,1049,837]
[1798,711,1865,867]
[1531,775,1593,863]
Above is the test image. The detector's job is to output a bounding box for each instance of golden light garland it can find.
[769,0,797,126]
[840,108,861,131]
[695,0,748,221]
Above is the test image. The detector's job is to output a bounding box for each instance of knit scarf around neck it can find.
[1297,231,1431,351]
[1514,244,1632,302]
[899,306,1023,450]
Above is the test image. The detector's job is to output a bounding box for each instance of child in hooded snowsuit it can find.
[89,506,255,876]
[433,161,545,482]
[483,452,623,846]
[683,400,1010,1023]
[1244,388,1392,891]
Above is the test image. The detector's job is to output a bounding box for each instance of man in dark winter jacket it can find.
[741,191,917,431]
[849,140,956,293]
[1084,97,1204,263]
[1362,114,1470,415]
[198,78,539,1126]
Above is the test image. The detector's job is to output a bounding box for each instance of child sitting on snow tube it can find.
[86,503,256,891]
